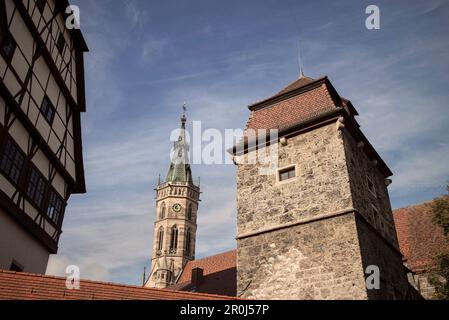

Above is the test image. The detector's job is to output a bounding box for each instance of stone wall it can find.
[237,123,353,238]
[355,214,413,299]
[342,131,399,247]
[237,213,368,299]
[236,120,419,299]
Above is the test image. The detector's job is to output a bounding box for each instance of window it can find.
[279,166,296,182]
[1,32,16,62]
[159,202,166,219]
[157,227,164,251]
[187,204,192,221]
[0,139,25,184]
[185,230,191,256]
[56,33,65,55]
[169,226,178,253]
[10,260,23,272]
[27,168,46,208]
[40,96,56,124]
[36,0,46,13]
[367,176,377,197]
[47,190,63,225]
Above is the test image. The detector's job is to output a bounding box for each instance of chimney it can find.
[191,267,204,287]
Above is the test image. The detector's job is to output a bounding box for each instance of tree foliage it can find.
[430,185,449,300]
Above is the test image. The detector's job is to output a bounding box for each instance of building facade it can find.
[0,0,87,274]
[231,75,419,299]
[145,111,200,288]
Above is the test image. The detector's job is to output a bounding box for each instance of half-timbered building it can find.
[0,0,87,274]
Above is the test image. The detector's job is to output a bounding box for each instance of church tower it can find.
[145,109,200,288]
[232,74,419,299]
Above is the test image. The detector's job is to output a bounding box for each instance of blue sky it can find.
[46,0,449,285]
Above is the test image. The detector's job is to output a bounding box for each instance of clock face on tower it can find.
[172,203,182,213]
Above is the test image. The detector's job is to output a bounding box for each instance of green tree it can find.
[430,185,449,300]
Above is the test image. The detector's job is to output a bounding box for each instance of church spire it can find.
[165,104,193,184]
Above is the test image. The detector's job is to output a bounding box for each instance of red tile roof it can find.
[171,250,237,297]
[245,76,342,134]
[0,270,235,300]
[393,201,449,272]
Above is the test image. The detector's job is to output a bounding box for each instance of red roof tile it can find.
[171,250,237,297]
[0,270,235,300]
[393,201,449,272]
[245,76,342,134]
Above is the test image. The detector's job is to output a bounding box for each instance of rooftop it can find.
[0,269,235,300]
[393,200,449,272]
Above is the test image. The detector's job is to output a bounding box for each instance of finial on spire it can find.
[297,40,305,78]
[181,102,187,127]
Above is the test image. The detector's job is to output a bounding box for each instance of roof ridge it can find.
[191,249,236,262]
[248,75,328,110]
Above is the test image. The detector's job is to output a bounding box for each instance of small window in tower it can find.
[367,176,377,197]
[278,166,296,182]
[40,96,56,125]
[0,138,25,184]
[157,227,164,251]
[56,32,65,55]
[160,203,166,219]
[185,230,191,256]
[188,204,193,221]
[169,226,178,254]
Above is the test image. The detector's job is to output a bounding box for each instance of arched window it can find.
[160,202,166,219]
[157,227,164,251]
[185,229,191,256]
[188,204,193,221]
[169,225,178,253]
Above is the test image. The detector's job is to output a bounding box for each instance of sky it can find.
[45,0,449,285]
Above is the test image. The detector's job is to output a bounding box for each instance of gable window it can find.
[1,32,16,62]
[47,190,63,225]
[367,176,377,197]
[40,96,56,124]
[279,166,296,182]
[0,139,25,184]
[56,32,65,55]
[36,0,46,13]
[27,167,46,208]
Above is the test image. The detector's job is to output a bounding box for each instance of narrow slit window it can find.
[279,166,296,182]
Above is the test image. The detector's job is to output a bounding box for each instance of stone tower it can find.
[145,111,200,288]
[232,75,419,299]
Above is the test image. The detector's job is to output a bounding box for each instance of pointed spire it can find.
[165,103,193,184]
[297,40,305,78]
